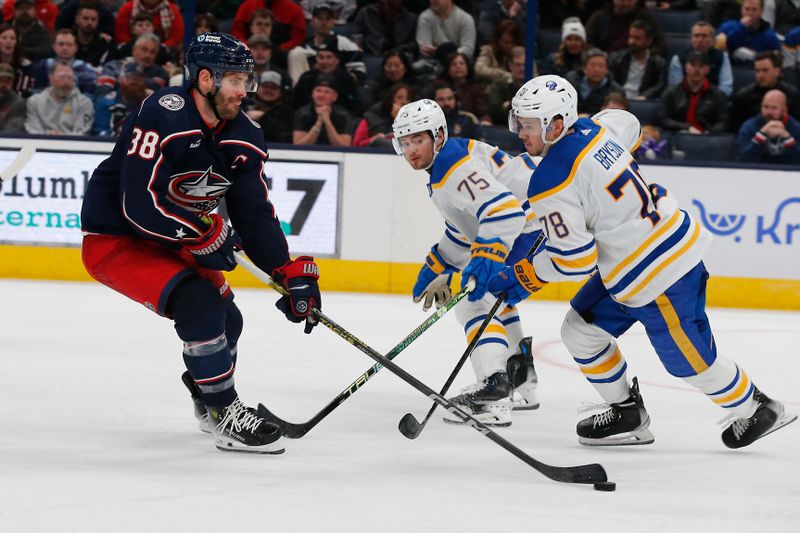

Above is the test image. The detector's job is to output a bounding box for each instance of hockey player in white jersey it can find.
[391,99,541,426]
[487,74,796,448]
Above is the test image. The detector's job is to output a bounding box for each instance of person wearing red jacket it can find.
[232,0,306,52]
[115,0,184,49]
[2,0,58,33]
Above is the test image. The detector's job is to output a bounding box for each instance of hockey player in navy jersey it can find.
[80,33,322,454]
[488,74,796,448]
[391,99,542,426]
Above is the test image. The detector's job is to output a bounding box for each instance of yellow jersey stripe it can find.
[433,139,474,189]
[602,210,682,285]
[618,222,701,303]
[580,348,622,375]
[467,323,506,344]
[529,128,605,203]
[654,293,709,373]
[552,247,599,270]
[486,198,522,217]
[713,373,751,405]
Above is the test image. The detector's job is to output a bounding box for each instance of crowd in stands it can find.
[1,0,800,165]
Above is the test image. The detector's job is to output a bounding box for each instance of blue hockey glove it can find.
[413,245,456,311]
[273,256,321,334]
[487,258,546,306]
[185,214,240,271]
[462,236,508,301]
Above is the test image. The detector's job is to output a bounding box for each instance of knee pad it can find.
[561,308,615,357]
[169,277,227,342]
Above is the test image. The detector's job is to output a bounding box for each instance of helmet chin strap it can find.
[204,85,223,122]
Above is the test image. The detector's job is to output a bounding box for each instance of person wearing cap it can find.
[668,21,733,96]
[565,48,624,116]
[2,0,58,33]
[738,88,800,164]
[586,0,666,56]
[248,70,294,144]
[286,2,365,86]
[608,19,666,101]
[293,73,353,146]
[661,50,730,134]
[31,29,100,95]
[293,34,359,111]
[0,62,25,133]
[352,0,417,58]
[541,16,587,78]
[477,0,526,47]
[248,33,290,89]
[93,62,152,136]
[25,61,94,135]
[232,0,306,52]
[114,0,185,49]
[10,0,51,62]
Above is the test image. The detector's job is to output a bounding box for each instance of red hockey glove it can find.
[184,214,240,271]
[272,256,321,334]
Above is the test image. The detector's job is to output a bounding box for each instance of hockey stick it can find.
[398,232,547,439]
[256,281,475,438]
[0,145,35,182]
[234,252,608,485]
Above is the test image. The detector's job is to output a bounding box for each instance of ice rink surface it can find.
[1,279,798,533]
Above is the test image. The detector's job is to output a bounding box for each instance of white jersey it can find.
[527,109,712,307]
[428,137,537,268]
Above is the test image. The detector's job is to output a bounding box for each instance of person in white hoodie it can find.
[24,61,94,135]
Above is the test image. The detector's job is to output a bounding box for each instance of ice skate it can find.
[181,371,211,434]
[443,372,513,427]
[577,377,655,446]
[208,397,285,454]
[506,337,540,411]
[720,388,798,449]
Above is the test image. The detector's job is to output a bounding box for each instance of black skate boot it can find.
[208,398,285,454]
[443,372,513,427]
[721,388,798,449]
[577,377,655,446]
[506,337,540,411]
[181,371,211,434]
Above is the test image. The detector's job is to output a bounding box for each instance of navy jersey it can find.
[81,86,290,274]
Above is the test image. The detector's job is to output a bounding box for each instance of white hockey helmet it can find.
[509,75,578,145]
[392,99,448,166]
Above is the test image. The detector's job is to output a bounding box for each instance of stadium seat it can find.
[650,9,702,34]
[665,34,691,61]
[537,30,562,59]
[363,55,383,80]
[732,65,756,93]
[671,132,737,161]
[629,99,662,128]
[478,125,525,155]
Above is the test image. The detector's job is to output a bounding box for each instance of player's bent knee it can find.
[561,308,613,356]
[224,299,243,346]
[169,277,227,341]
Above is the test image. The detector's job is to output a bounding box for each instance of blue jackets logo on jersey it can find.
[168,166,231,213]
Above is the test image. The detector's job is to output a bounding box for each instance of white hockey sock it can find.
[498,305,524,350]
[683,356,758,419]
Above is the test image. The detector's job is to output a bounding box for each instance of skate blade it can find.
[214,437,285,454]
[442,405,512,427]
[760,410,798,441]
[199,414,212,435]
[578,428,655,447]
[511,398,540,411]
[442,416,512,427]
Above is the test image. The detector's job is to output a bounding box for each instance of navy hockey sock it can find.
[225,299,243,366]
[169,278,237,407]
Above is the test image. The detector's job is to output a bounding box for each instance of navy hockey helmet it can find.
[185,32,257,92]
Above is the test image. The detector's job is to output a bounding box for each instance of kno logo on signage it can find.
[692,198,800,245]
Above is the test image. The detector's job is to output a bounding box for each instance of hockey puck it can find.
[593,482,616,492]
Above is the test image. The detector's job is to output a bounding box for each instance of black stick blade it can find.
[257,403,308,439]
[398,413,422,439]
[541,463,608,484]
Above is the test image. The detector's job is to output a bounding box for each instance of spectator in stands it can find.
[55,0,115,38]
[0,62,26,132]
[782,25,800,71]
[566,48,624,115]
[194,0,242,21]
[609,19,667,101]
[438,51,490,124]
[477,0,526,46]
[300,1,357,25]
[293,73,353,146]
[248,70,294,144]
[115,0,184,50]
[32,29,99,95]
[73,4,113,67]
[586,0,666,56]
[716,0,780,63]
[293,35,359,111]
[738,89,800,163]
[100,33,169,96]
[363,49,418,108]
[475,19,522,84]
[287,3,365,86]
[249,34,290,92]
[770,0,800,36]
[353,0,417,58]
[661,50,729,134]
[0,23,34,97]
[11,0,52,63]
[93,62,151,136]
[730,50,800,131]
[111,13,175,65]
[431,80,478,138]
[488,45,525,124]
[538,0,580,31]
[541,17,587,78]
[416,0,477,62]
[668,21,733,95]
[193,12,218,35]
[25,62,94,135]
[352,82,412,147]
[3,0,58,33]
[601,89,629,111]
[232,0,306,53]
